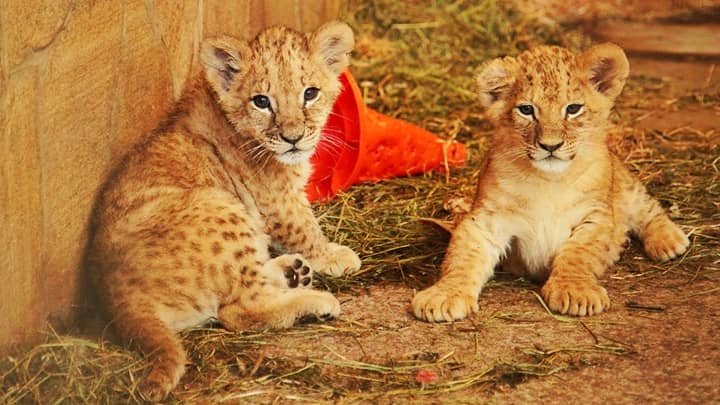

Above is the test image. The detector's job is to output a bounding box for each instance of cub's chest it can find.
[513,192,596,272]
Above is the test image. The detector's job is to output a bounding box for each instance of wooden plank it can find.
[204,0,341,40]
[148,0,202,99]
[247,0,269,38]
[203,0,252,39]
[110,0,174,163]
[594,22,720,58]
[262,0,302,31]
[0,66,45,352]
[300,0,343,31]
[37,0,123,330]
[0,0,72,71]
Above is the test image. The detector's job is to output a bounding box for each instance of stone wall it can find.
[0,0,341,353]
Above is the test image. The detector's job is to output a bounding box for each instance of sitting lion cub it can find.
[413,43,689,322]
[87,22,360,400]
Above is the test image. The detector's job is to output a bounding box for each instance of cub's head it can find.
[200,21,354,165]
[477,44,628,174]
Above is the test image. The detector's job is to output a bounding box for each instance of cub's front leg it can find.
[412,212,511,322]
[541,212,624,316]
[266,194,360,277]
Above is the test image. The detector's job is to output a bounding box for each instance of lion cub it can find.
[413,44,689,322]
[86,22,360,400]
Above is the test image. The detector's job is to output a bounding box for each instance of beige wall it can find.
[0,0,341,353]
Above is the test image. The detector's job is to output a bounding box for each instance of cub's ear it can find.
[477,57,517,118]
[200,36,248,94]
[310,21,355,75]
[582,43,629,100]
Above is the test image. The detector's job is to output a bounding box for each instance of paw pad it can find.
[283,258,312,288]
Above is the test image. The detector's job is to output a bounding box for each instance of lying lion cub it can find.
[413,43,689,321]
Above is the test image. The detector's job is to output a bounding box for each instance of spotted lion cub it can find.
[413,44,689,322]
[86,22,360,400]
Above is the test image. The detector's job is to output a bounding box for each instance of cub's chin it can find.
[276,148,313,166]
[531,156,572,174]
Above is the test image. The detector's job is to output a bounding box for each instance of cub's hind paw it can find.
[412,285,478,322]
[541,277,610,316]
[283,257,312,288]
[298,312,336,324]
[293,291,341,326]
[643,218,689,262]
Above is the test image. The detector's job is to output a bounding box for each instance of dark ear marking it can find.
[214,49,240,90]
[583,43,629,99]
[487,90,503,103]
[218,49,240,90]
[589,57,614,94]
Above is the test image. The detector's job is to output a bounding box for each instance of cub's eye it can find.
[566,103,583,116]
[304,87,320,102]
[252,95,271,110]
[517,104,535,116]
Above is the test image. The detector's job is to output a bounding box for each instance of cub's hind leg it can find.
[219,255,340,330]
[615,158,689,261]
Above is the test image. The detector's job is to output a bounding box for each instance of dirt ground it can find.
[2,3,719,404]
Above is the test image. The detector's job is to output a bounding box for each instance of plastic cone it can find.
[307,71,467,201]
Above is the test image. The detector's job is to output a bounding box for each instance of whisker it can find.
[326,111,354,121]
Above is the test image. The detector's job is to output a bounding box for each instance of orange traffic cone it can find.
[307,71,467,201]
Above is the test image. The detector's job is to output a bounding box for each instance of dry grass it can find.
[2,0,719,403]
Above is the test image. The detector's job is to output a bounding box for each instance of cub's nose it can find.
[280,133,304,145]
[538,141,563,153]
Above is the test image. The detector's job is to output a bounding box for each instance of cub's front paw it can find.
[313,243,361,277]
[412,285,478,322]
[643,218,689,262]
[541,277,610,316]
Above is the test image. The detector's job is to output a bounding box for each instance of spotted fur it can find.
[413,44,689,322]
[86,22,360,401]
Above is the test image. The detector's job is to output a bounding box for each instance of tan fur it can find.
[413,44,689,322]
[86,22,360,401]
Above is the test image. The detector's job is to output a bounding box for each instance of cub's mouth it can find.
[275,145,313,165]
[541,155,569,162]
[530,154,573,174]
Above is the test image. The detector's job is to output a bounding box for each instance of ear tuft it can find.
[477,57,517,108]
[310,21,355,75]
[200,36,246,93]
[583,43,629,99]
